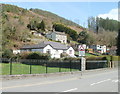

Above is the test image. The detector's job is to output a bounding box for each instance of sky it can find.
[1,2,119,27]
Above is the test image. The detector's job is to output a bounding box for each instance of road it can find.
[1,68,119,93]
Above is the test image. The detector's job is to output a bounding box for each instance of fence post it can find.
[46,61,48,73]
[79,59,81,71]
[30,64,32,74]
[10,58,12,75]
[59,61,61,72]
[70,60,72,72]
[111,56,114,68]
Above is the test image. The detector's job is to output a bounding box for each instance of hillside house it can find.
[30,30,42,37]
[13,49,21,54]
[20,41,75,58]
[46,31,67,44]
[89,45,107,54]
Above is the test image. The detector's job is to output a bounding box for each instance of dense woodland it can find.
[88,17,119,33]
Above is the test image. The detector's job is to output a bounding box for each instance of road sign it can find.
[78,45,85,56]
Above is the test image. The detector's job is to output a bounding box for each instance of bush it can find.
[19,52,31,59]
[2,49,14,59]
[20,52,50,60]
[63,57,80,61]
[60,52,69,58]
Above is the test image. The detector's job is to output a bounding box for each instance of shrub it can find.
[63,57,80,61]
[20,52,50,60]
[2,49,14,59]
[60,52,69,58]
[49,58,62,61]
[19,52,31,59]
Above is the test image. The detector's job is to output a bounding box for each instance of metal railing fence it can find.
[1,58,108,75]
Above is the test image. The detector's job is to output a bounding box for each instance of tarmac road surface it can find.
[1,68,119,92]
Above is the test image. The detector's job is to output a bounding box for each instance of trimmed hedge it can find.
[85,56,107,61]
[20,52,50,60]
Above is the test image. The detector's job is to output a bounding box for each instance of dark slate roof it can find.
[21,41,69,50]
[54,31,66,35]
[46,31,66,36]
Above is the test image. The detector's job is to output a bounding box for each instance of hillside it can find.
[1,4,84,51]
[1,3,118,53]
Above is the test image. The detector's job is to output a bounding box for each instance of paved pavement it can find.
[1,68,119,92]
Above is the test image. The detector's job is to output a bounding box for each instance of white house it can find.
[20,41,75,58]
[30,30,42,37]
[46,31,67,44]
[89,45,106,54]
[13,50,21,54]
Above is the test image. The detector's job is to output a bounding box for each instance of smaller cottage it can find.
[20,41,75,58]
[30,30,42,37]
[13,49,21,54]
[46,31,67,44]
[89,45,107,54]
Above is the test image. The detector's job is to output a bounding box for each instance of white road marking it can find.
[112,80,119,83]
[90,79,111,86]
[62,88,78,92]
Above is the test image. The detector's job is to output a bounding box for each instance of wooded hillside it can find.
[1,4,84,51]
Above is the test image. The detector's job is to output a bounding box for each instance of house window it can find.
[46,49,51,54]
[69,50,72,54]
[63,50,66,53]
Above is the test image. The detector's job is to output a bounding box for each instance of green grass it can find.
[0,63,79,75]
[70,40,79,44]
[85,53,95,56]
[75,52,97,56]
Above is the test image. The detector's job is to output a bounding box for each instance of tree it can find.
[117,29,120,56]
[78,31,88,44]
[78,31,95,45]
[53,23,78,41]
[27,20,46,31]
[39,20,45,31]
[27,20,37,30]
[88,17,120,32]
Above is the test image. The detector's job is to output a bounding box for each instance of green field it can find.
[0,63,79,75]
[75,52,98,56]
